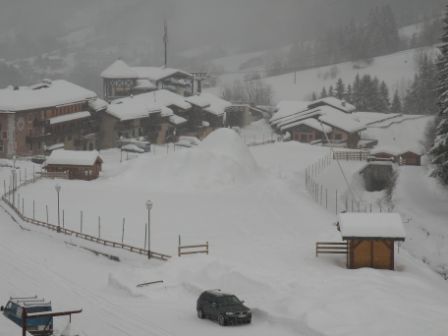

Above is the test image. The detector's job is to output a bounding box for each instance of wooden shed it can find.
[398,151,421,166]
[338,213,405,270]
[44,150,103,181]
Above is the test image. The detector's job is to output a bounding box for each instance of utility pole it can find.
[163,19,168,67]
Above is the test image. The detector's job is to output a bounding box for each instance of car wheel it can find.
[197,309,205,319]
[218,314,226,326]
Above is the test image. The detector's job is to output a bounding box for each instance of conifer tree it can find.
[335,78,345,100]
[390,90,402,114]
[320,87,328,99]
[431,5,448,184]
[328,85,335,97]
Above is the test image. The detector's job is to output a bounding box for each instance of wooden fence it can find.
[178,235,209,257]
[315,242,348,257]
[333,151,369,161]
[2,183,171,261]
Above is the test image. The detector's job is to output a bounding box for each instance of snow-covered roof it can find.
[134,79,156,91]
[352,112,401,125]
[190,93,231,116]
[49,111,91,125]
[147,90,192,110]
[45,150,102,166]
[0,80,97,112]
[101,60,138,79]
[270,101,310,123]
[132,66,192,81]
[101,60,193,82]
[318,109,366,133]
[309,97,356,113]
[169,114,187,125]
[107,97,168,122]
[339,213,405,240]
[280,117,333,133]
[88,98,108,111]
[185,95,211,108]
[371,146,402,156]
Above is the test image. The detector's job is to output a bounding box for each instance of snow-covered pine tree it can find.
[431,5,448,184]
[320,87,328,99]
[328,85,335,97]
[335,78,345,100]
[390,90,402,114]
[379,81,391,112]
[345,84,353,104]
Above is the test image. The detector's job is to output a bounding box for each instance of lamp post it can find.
[146,200,153,259]
[55,184,61,232]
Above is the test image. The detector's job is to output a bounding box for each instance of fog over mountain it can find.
[0,0,444,61]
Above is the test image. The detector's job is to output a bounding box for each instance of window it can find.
[300,134,307,142]
[335,133,342,140]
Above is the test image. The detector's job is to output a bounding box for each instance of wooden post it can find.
[3,180,6,197]
[144,222,147,249]
[335,190,338,214]
[98,216,101,238]
[178,235,181,257]
[63,210,65,228]
[80,211,83,233]
[46,205,49,224]
[206,241,209,255]
[122,218,125,243]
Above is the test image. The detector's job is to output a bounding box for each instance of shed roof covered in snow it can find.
[270,101,310,123]
[101,60,192,82]
[0,80,97,112]
[45,150,102,167]
[49,111,91,125]
[187,93,231,116]
[280,117,332,133]
[308,97,356,113]
[338,213,405,240]
[318,110,366,133]
[106,91,182,121]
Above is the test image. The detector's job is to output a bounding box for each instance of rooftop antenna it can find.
[163,19,168,68]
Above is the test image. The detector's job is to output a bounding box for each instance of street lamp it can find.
[55,184,61,232]
[146,200,153,259]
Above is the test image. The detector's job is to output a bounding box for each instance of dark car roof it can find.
[203,290,235,297]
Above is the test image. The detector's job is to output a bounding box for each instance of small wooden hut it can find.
[44,150,103,180]
[338,213,405,270]
[398,151,421,166]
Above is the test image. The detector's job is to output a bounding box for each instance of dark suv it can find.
[196,290,252,326]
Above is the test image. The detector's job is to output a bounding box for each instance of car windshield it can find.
[216,295,241,306]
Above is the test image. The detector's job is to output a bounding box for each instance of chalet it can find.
[44,149,103,180]
[398,150,421,166]
[101,60,194,101]
[282,118,332,143]
[275,103,366,148]
[307,97,356,113]
[338,213,405,270]
[369,147,400,162]
[370,147,422,166]
[186,93,232,129]
[0,80,107,158]
[99,90,191,147]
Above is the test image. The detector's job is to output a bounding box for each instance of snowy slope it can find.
[2,131,448,335]
[394,166,448,278]
[210,46,438,103]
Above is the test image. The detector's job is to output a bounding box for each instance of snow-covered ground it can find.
[209,46,437,104]
[2,129,448,335]
[394,166,448,278]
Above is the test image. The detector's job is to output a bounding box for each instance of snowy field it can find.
[1,129,448,335]
[210,46,437,103]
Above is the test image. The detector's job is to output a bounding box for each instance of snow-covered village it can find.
[1,1,448,335]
